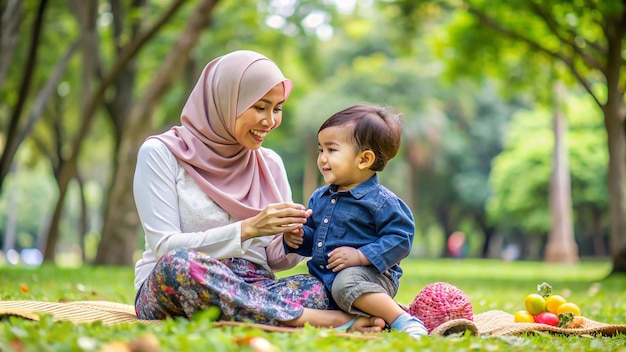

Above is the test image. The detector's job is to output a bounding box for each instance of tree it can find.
[96,0,220,265]
[43,0,199,264]
[3,0,334,264]
[487,95,608,259]
[0,0,47,191]
[0,0,220,263]
[545,81,577,264]
[391,0,625,271]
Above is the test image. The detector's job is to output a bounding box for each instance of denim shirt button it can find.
[331,198,336,203]
[323,218,329,224]
[317,241,322,247]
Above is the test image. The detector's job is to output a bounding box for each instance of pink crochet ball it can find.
[408,282,473,333]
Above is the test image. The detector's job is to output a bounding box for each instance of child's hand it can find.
[326,247,369,272]
[284,229,304,249]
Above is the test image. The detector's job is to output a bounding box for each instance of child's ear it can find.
[358,150,376,170]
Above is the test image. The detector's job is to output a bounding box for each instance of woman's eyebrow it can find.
[259,98,285,105]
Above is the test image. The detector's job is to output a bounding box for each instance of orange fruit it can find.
[524,293,547,315]
[514,310,535,323]
[545,295,567,314]
[557,302,581,316]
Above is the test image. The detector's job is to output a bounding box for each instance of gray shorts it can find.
[331,265,398,315]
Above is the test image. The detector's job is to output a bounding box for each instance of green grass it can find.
[1,259,625,351]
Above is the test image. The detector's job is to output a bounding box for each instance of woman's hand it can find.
[241,203,311,241]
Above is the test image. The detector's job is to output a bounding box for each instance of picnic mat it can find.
[1,300,625,337]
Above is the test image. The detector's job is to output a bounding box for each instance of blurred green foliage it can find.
[0,0,614,263]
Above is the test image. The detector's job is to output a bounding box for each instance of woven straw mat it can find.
[468,310,626,337]
[1,300,625,337]
[0,300,158,325]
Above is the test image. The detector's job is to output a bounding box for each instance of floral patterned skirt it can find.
[135,248,330,325]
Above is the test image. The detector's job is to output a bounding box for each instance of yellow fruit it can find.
[514,310,535,323]
[545,295,567,314]
[557,302,581,316]
[524,293,547,315]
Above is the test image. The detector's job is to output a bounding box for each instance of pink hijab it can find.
[151,50,294,220]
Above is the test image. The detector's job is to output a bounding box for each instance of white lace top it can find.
[133,138,302,289]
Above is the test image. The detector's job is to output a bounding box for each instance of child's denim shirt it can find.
[285,174,415,294]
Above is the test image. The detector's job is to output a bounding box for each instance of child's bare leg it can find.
[352,292,405,324]
[353,292,428,338]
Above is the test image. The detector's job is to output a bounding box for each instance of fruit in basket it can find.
[545,294,567,314]
[557,302,581,316]
[534,312,559,326]
[514,282,584,327]
[513,310,535,323]
[524,293,546,315]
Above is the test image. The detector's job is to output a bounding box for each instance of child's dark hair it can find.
[318,103,402,171]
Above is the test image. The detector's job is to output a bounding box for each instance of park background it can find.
[1,0,625,276]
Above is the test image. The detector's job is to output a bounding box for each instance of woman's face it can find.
[235,83,285,150]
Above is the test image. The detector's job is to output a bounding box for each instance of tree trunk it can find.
[604,14,626,274]
[475,212,495,258]
[0,0,47,192]
[95,137,142,265]
[589,207,606,257]
[95,0,220,265]
[2,164,18,254]
[43,163,74,262]
[544,81,578,264]
[43,0,98,263]
[77,176,89,264]
[523,235,543,261]
[0,0,23,87]
[435,203,455,258]
[610,247,626,275]
[606,108,626,272]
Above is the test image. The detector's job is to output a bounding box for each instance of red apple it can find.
[534,312,559,326]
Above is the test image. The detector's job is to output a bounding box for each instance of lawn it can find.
[1,259,625,351]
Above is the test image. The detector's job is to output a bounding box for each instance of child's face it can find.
[317,126,364,191]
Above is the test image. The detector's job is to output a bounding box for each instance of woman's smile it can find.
[250,129,269,141]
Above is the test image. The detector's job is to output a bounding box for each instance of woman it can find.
[133,50,385,332]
